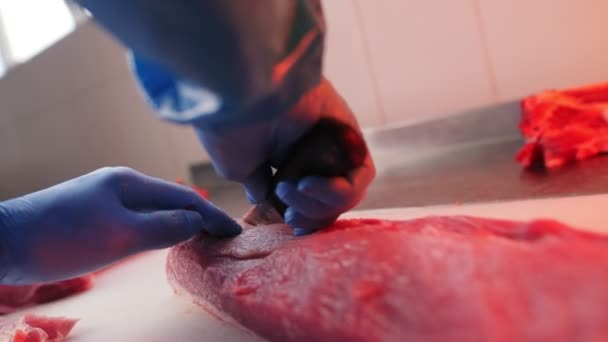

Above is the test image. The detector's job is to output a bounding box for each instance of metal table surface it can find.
[360,138,608,210]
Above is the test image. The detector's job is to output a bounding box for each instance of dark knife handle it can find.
[267,118,369,217]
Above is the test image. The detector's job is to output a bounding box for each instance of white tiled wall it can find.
[323,0,384,127]
[477,0,608,99]
[2,0,608,198]
[355,0,496,123]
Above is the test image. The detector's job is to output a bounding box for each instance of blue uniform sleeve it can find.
[76,0,326,126]
[129,54,222,125]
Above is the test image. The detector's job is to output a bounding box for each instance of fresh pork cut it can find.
[0,314,77,342]
[167,216,608,342]
[517,82,608,169]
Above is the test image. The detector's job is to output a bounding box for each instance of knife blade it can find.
[243,117,369,226]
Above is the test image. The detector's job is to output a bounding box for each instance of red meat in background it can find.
[0,277,93,315]
[0,314,78,341]
[517,82,608,169]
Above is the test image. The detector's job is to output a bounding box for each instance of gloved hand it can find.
[74,0,372,234]
[130,61,374,234]
[0,167,241,285]
[195,78,376,236]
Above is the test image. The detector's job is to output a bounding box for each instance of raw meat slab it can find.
[167,216,608,342]
[517,82,608,169]
[0,314,77,342]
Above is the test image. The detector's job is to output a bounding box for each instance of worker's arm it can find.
[0,167,240,285]
[74,0,375,234]
[74,0,323,122]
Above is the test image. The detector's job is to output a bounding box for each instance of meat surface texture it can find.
[0,276,94,315]
[0,314,77,342]
[517,82,608,169]
[167,216,608,342]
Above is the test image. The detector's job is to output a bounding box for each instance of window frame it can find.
[0,0,85,72]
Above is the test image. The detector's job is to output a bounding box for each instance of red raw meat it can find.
[517,82,608,169]
[0,314,77,341]
[0,276,94,315]
[167,216,608,342]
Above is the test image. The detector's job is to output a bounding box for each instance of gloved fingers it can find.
[118,170,201,210]
[194,200,242,237]
[275,182,335,219]
[119,170,241,237]
[297,162,375,210]
[241,164,273,204]
[284,207,338,236]
[297,177,360,211]
[132,209,204,251]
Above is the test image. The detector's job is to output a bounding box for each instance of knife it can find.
[243,117,369,226]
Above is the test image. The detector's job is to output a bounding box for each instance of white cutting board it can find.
[8,194,608,341]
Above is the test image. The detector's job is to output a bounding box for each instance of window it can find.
[0,0,78,71]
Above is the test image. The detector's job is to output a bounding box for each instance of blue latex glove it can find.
[131,62,375,234]
[0,167,241,285]
[130,56,374,234]
[193,78,376,236]
[75,0,374,234]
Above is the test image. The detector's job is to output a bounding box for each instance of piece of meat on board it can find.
[0,314,77,342]
[0,276,94,315]
[517,82,608,169]
[167,216,608,342]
